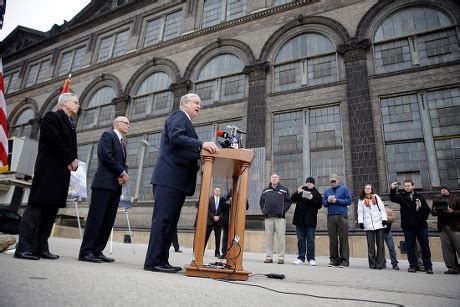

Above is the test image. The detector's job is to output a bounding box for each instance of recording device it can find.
[432,200,448,211]
[216,125,245,149]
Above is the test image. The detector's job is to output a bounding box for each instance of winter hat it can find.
[305,177,315,184]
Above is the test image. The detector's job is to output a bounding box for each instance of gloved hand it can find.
[359,223,364,229]
[382,220,388,226]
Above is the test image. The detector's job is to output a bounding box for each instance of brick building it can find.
[2,0,459,232]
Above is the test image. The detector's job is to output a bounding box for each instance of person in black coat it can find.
[390,179,433,274]
[144,93,219,273]
[204,187,226,257]
[290,177,322,266]
[78,116,130,263]
[15,93,79,260]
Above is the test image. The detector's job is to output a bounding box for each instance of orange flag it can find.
[61,73,72,94]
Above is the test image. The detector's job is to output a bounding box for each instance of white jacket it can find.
[357,194,387,231]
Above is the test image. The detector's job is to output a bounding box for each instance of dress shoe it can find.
[14,251,40,260]
[425,268,433,274]
[98,253,115,263]
[40,252,59,260]
[219,254,226,259]
[165,263,182,271]
[407,267,417,273]
[143,265,180,273]
[444,269,457,275]
[215,252,221,258]
[174,249,182,253]
[78,253,102,263]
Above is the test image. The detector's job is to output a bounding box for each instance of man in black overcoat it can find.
[78,116,130,263]
[15,93,79,260]
[144,93,219,273]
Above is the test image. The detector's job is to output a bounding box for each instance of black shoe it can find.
[14,251,40,260]
[98,253,115,263]
[215,252,221,258]
[174,249,182,253]
[219,254,226,259]
[78,253,102,263]
[39,251,59,260]
[165,263,182,271]
[144,265,180,273]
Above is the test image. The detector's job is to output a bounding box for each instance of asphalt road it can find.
[0,237,458,306]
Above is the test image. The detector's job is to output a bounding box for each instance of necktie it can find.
[215,197,219,213]
[120,138,126,157]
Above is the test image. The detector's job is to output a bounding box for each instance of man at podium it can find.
[144,93,219,273]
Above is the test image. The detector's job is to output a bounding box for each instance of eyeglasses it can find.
[118,121,130,125]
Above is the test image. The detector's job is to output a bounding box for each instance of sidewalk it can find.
[0,237,458,306]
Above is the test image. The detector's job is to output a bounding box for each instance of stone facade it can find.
[2,0,459,232]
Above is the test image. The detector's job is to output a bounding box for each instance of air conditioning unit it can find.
[10,137,38,179]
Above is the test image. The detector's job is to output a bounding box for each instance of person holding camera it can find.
[357,184,387,269]
[291,177,322,266]
[431,186,460,274]
[390,179,433,274]
[323,174,352,268]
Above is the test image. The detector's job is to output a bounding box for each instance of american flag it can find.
[0,58,9,173]
[0,0,5,30]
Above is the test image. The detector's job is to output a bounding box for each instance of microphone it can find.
[266,273,285,279]
[226,125,246,134]
[216,129,230,139]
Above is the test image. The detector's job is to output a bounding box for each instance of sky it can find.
[0,0,91,41]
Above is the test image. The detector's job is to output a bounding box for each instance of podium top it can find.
[200,148,254,179]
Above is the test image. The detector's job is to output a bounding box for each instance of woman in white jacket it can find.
[358,184,388,269]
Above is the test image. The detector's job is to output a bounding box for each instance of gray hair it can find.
[179,93,200,110]
[57,93,78,110]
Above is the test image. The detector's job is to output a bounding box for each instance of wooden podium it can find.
[185,148,254,281]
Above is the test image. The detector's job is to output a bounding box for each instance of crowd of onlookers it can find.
[207,173,459,275]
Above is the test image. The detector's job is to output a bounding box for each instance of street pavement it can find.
[0,237,458,306]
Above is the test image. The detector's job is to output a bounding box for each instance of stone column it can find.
[113,94,130,117]
[338,38,379,225]
[169,78,192,111]
[29,118,41,140]
[243,60,270,148]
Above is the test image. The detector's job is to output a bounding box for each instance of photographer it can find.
[390,179,433,274]
[431,186,460,274]
[291,177,322,266]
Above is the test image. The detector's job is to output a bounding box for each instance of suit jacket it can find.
[91,130,128,192]
[28,110,77,208]
[207,196,226,226]
[151,110,202,196]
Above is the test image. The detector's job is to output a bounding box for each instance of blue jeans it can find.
[295,225,316,261]
[384,230,398,267]
[403,227,432,270]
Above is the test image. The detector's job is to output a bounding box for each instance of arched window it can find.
[273,33,338,92]
[130,72,173,120]
[80,86,117,130]
[373,7,458,74]
[194,53,245,106]
[10,108,34,138]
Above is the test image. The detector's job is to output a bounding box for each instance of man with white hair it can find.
[15,93,79,260]
[79,116,130,263]
[144,93,218,273]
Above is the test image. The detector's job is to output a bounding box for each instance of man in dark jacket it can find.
[15,93,79,260]
[291,177,322,266]
[431,186,460,274]
[205,187,225,257]
[390,179,433,274]
[144,93,218,273]
[259,173,291,264]
[78,116,130,263]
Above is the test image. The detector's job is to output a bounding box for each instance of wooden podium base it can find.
[185,265,251,281]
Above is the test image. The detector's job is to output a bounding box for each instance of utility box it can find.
[10,137,38,179]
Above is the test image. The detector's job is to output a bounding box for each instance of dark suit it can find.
[16,110,77,255]
[144,110,202,267]
[205,196,225,256]
[79,130,127,257]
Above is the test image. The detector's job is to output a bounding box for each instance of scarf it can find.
[363,194,377,207]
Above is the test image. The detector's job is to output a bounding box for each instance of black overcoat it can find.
[28,110,77,208]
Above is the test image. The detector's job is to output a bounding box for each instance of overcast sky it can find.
[0,0,91,41]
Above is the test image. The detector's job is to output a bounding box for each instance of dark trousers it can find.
[366,228,385,269]
[295,225,316,261]
[221,226,228,256]
[16,205,58,254]
[205,223,222,255]
[80,188,120,256]
[327,215,349,266]
[144,186,186,267]
[403,227,432,270]
[171,228,180,251]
